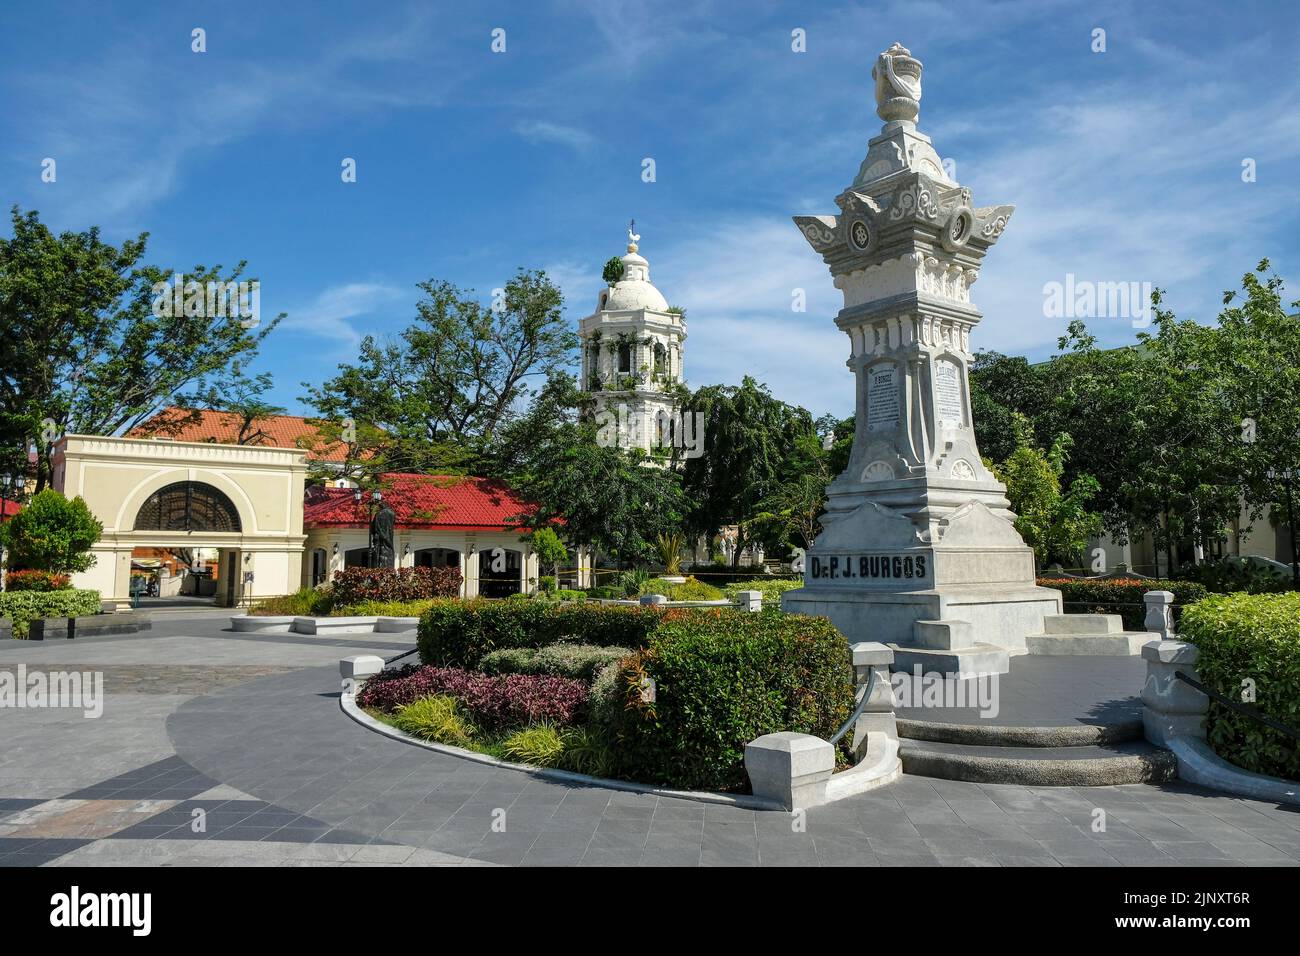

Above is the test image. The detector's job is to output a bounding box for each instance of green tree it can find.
[167,362,286,446]
[0,488,103,573]
[680,376,817,564]
[0,207,280,489]
[302,269,576,468]
[509,421,687,567]
[991,415,1102,569]
[529,526,568,582]
[601,257,624,285]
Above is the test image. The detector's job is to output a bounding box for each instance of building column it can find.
[463,546,479,598]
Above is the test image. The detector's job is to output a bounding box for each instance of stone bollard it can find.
[1141,640,1207,746]
[639,593,667,607]
[850,642,897,758]
[734,589,763,612]
[1143,590,1175,640]
[340,655,384,694]
[745,732,834,810]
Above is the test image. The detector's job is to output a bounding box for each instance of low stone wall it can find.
[24,611,152,641]
[231,615,420,636]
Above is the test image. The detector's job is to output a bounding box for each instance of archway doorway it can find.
[478,546,522,598]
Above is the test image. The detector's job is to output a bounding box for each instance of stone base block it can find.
[293,616,378,635]
[744,732,835,811]
[1025,632,1150,656]
[888,642,1010,678]
[782,584,1060,654]
[1042,613,1124,635]
[231,615,295,633]
[375,616,420,633]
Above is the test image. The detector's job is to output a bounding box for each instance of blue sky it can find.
[3,0,1298,421]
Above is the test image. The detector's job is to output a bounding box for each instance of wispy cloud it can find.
[279,282,406,349]
[515,120,597,153]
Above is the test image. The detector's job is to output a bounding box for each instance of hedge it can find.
[479,644,630,680]
[417,599,666,668]
[1037,577,1208,629]
[332,566,461,605]
[599,609,855,792]
[0,589,102,638]
[1179,593,1300,781]
[721,578,805,603]
[250,586,334,617]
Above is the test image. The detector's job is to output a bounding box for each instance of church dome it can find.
[602,243,669,312]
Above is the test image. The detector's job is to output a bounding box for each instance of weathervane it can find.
[628,219,640,250]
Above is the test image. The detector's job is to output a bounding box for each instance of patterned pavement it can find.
[2,613,1299,867]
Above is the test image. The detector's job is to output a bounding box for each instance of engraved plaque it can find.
[935,359,964,426]
[866,364,900,432]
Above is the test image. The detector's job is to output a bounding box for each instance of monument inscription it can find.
[866,364,900,431]
[934,359,963,425]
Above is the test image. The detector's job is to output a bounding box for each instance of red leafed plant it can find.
[357,664,587,729]
[4,569,72,592]
[332,565,461,605]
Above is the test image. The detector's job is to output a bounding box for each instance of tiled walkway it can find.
[3,615,1299,867]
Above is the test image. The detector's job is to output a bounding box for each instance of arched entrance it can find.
[478,546,522,598]
[414,546,459,569]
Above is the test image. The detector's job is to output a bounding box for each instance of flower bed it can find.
[1037,577,1208,629]
[357,665,587,729]
[396,602,855,793]
[1179,592,1300,781]
[4,569,72,592]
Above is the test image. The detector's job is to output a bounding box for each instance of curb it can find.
[339,689,786,812]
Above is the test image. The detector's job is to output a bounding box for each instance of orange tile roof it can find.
[128,407,353,462]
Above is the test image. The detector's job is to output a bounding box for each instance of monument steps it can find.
[1023,613,1150,655]
[899,738,1177,786]
[897,716,1143,748]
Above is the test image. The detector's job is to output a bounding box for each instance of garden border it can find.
[338,681,787,812]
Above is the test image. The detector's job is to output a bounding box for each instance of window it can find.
[618,343,631,373]
[133,481,241,533]
[653,341,666,371]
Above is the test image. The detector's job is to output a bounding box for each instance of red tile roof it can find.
[304,474,540,531]
[128,408,354,462]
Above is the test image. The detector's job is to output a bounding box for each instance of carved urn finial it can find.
[873,41,923,125]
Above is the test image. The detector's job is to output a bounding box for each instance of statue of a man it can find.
[369,503,396,568]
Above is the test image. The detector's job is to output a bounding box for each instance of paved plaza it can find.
[1,615,1299,867]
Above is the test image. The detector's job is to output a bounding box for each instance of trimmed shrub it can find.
[1179,593,1300,781]
[331,565,461,605]
[587,586,622,600]
[553,589,585,602]
[0,589,102,638]
[417,599,665,668]
[4,569,71,592]
[249,586,334,617]
[685,564,795,587]
[722,578,804,604]
[501,723,565,767]
[640,576,724,601]
[356,664,587,728]
[390,695,474,746]
[479,643,630,681]
[1037,577,1208,629]
[601,609,855,791]
[538,575,557,593]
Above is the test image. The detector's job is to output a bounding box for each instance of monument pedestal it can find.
[781,42,1061,674]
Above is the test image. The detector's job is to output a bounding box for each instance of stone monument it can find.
[781,42,1062,675]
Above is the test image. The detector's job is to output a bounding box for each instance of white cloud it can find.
[515,120,597,153]
[279,282,406,349]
